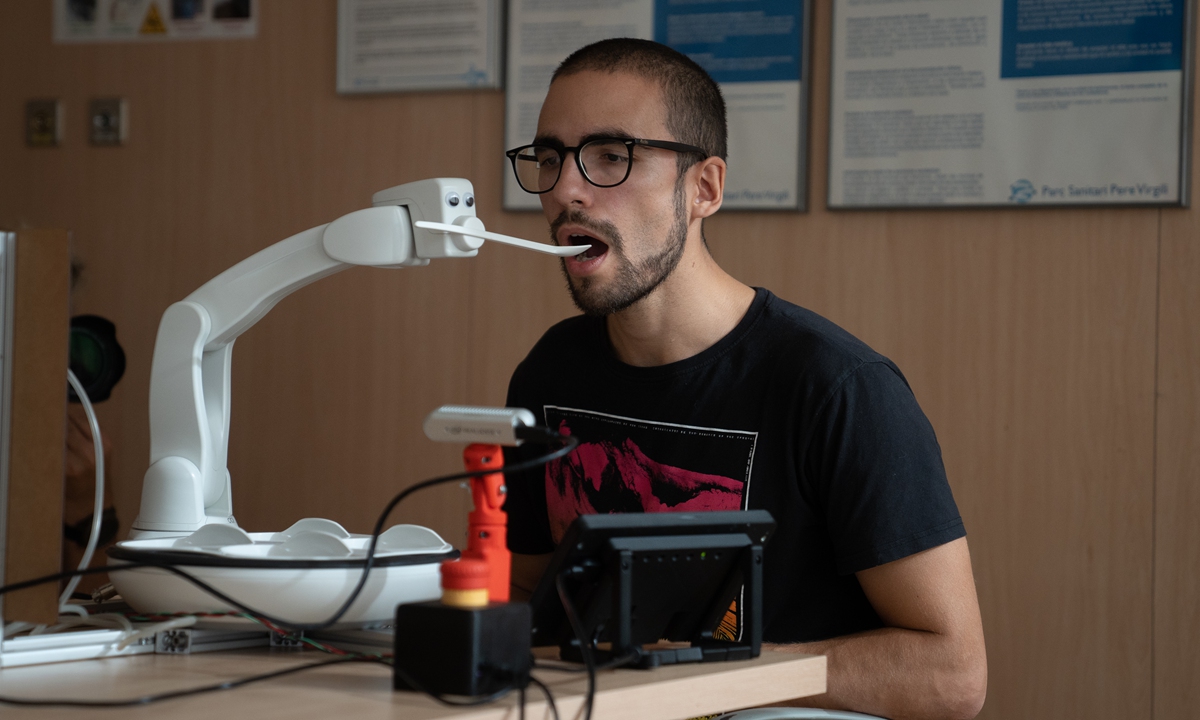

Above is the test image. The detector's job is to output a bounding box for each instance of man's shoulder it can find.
[753,289,892,377]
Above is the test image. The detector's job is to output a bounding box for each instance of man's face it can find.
[535,70,691,316]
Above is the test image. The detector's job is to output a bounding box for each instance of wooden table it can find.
[0,647,826,719]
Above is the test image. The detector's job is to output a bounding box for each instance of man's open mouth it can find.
[567,233,609,260]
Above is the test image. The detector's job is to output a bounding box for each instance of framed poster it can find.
[337,0,502,93]
[504,0,810,211]
[54,0,256,43]
[828,0,1193,208]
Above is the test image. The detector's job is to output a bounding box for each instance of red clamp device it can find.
[397,406,552,697]
[422,405,546,603]
[460,443,510,603]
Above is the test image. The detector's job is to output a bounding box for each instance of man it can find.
[502,38,986,720]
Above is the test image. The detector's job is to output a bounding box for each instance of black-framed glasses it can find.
[505,137,708,194]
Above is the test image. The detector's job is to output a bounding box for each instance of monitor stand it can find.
[560,537,764,670]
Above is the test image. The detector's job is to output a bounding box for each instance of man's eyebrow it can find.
[531,128,635,147]
[580,128,634,143]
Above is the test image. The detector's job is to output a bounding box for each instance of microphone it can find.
[422,405,538,446]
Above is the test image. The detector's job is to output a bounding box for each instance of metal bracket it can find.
[155,628,271,654]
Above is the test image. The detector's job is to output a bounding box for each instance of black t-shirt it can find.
[503,288,965,643]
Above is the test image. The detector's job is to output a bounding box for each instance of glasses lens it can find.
[580,140,631,187]
[513,145,561,193]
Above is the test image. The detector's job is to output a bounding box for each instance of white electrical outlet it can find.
[89,98,128,146]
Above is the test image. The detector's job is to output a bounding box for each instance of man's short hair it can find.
[553,38,727,171]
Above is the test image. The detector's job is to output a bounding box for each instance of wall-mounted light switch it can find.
[26,99,62,147]
[89,98,128,146]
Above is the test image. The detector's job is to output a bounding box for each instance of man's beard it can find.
[554,182,689,317]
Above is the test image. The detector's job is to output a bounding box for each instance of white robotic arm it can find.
[133,179,582,536]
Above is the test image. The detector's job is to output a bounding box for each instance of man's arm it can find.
[765,537,987,720]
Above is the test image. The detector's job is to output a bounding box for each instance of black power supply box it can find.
[393,601,532,697]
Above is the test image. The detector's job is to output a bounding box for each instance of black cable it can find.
[555,570,597,720]
[0,656,378,707]
[390,664,517,707]
[0,562,159,596]
[277,431,578,632]
[0,433,579,635]
[528,675,561,720]
[0,431,578,711]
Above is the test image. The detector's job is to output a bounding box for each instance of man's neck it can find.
[604,244,755,367]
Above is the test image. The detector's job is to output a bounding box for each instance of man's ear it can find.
[690,157,725,220]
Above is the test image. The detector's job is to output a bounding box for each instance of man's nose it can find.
[550,151,592,206]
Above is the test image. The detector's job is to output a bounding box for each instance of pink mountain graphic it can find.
[545,421,744,542]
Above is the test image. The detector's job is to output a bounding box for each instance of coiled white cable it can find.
[60,369,104,615]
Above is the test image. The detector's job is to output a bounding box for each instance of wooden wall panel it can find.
[716,212,1161,720]
[0,2,1193,719]
[708,5,1159,718]
[1154,74,1200,720]
[0,2,484,543]
[2,229,70,625]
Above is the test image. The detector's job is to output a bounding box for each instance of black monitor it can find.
[527,510,775,669]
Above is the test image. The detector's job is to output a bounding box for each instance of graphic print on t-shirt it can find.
[543,406,758,641]
[542,405,758,542]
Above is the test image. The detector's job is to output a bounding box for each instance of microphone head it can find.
[423,405,537,446]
